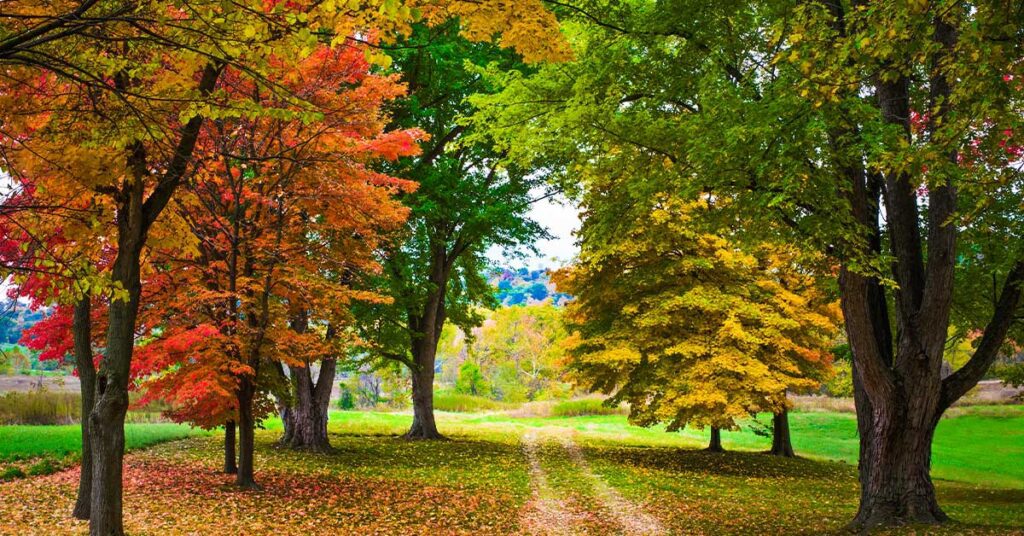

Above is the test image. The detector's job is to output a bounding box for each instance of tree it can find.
[467,303,569,402]
[474,0,1024,528]
[454,361,489,396]
[357,22,553,439]
[1,1,566,531]
[552,192,837,451]
[134,42,420,482]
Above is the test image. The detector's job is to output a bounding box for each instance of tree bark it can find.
[407,360,442,439]
[224,420,237,474]
[770,409,794,458]
[706,427,723,452]
[236,376,257,488]
[282,359,336,451]
[72,296,95,520]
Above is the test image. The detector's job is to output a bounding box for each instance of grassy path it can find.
[521,427,666,535]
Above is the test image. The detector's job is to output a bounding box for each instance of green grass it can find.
[312,406,1024,489]
[0,422,210,462]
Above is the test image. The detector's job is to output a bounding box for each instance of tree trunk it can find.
[236,377,257,488]
[770,409,794,458]
[706,427,723,452]
[90,208,143,536]
[72,296,95,520]
[282,359,336,451]
[407,360,442,440]
[848,388,946,530]
[224,420,237,474]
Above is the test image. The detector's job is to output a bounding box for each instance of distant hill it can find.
[490,267,572,306]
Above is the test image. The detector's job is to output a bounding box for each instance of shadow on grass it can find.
[579,443,853,479]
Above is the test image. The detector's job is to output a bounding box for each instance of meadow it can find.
[1,406,1021,534]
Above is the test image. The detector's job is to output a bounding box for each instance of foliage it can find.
[824,361,854,398]
[336,386,356,411]
[550,398,627,418]
[356,21,549,376]
[454,361,490,396]
[441,303,571,403]
[554,195,839,432]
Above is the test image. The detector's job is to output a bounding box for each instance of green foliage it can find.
[454,361,490,396]
[26,457,57,476]
[994,363,1024,389]
[824,361,855,398]
[550,398,627,417]
[337,384,356,410]
[356,22,549,372]
[0,465,25,481]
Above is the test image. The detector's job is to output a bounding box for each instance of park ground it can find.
[1,407,1023,535]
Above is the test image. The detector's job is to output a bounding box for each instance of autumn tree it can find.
[451,303,570,402]
[134,43,420,484]
[356,22,554,439]
[473,0,1024,528]
[552,191,837,452]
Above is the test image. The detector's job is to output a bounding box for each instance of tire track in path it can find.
[519,428,666,535]
[559,433,666,536]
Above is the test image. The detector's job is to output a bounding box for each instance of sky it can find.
[487,192,580,270]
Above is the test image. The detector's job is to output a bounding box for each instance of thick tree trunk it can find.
[849,389,946,530]
[407,361,442,440]
[236,377,257,488]
[72,297,95,520]
[770,409,794,458]
[282,359,336,451]
[706,427,723,452]
[224,420,237,474]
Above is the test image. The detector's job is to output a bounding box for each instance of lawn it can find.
[0,407,1021,535]
[0,423,209,462]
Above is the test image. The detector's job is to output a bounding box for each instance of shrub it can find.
[433,392,512,413]
[550,398,626,417]
[1,466,26,481]
[26,458,58,476]
[337,384,355,410]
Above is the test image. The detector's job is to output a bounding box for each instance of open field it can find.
[1,407,1022,535]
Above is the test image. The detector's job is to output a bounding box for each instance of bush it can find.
[433,392,512,413]
[1,466,26,481]
[26,458,58,476]
[550,398,626,417]
[337,384,355,410]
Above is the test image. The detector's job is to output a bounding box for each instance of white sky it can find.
[488,192,580,270]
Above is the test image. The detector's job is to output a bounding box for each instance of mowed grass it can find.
[0,423,209,462]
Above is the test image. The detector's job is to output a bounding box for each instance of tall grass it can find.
[0,391,79,425]
[550,398,627,417]
[0,390,171,425]
[432,392,514,413]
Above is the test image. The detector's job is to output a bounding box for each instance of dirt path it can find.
[520,429,578,535]
[560,435,665,535]
[519,428,666,535]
